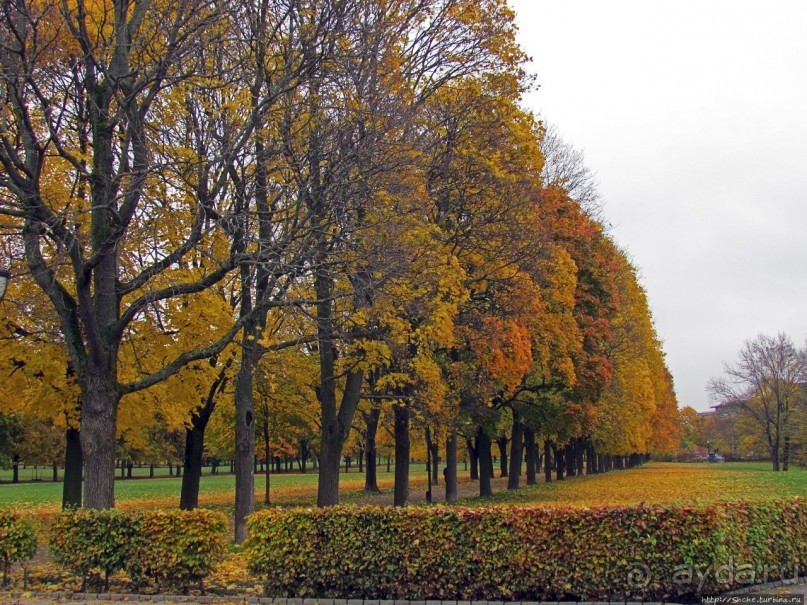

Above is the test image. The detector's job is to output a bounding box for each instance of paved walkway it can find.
[2,595,242,604]
[4,594,689,604]
[751,580,807,595]
[3,582,806,605]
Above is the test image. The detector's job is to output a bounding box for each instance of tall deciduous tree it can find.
[709,333,807,471]
[222,0,343,543]
[0,0,310,508]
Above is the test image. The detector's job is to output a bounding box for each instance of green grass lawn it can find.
[0,458,415,484]
[2,461,805,515]
[0,463,229,483]
[0,463,430,511]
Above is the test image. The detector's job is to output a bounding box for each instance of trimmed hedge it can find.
[245,499,807,601]
[0,510,37,587]
[49,509,139,591]
[128,509,227,593]
[49,508,226,593]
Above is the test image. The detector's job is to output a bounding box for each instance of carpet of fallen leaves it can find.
[2,462,805,597]
[463,461,807,507]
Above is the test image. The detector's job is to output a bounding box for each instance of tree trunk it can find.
[300,440,309,473]
[256,402,271,505]
[496,435,509,477]
[783,436,790,471]
[544,440,553,483]
[555,442,565,481]
[81,378,118,509]
[393,403,410,507]
[233,340,256,543]
[363,409,380,492]
[230,68,281,538]
[477,427,493,498]
[180,419,206,510]
[314,248,365,506]
[576,439,585,475]
[425,426,433,503]
[315,366,364,505]
[466,437,479,480]
[12,454,19,484]
[62,427,82,509]
[430,439,439,485]
[318,425,343,501]
[507,413,524,490]
[264,439,271,506]
[771,434,781,471]
[565,441,576,477]
[524,427,537,486]
[445,429,458,503]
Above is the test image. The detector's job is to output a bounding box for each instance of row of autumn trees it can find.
[0,0,679,540]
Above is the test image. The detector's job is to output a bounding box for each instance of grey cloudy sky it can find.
[510,0,807,411]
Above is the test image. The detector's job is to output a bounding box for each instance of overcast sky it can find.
[510,1,807,411]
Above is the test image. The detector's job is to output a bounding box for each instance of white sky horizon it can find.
[510,0,807,412]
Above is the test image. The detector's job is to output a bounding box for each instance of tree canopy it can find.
[0,0,678,519]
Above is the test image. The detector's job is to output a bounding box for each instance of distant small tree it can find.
[0,414,21,473]
[678,406,704,449]
[790,404,807,467]
[709,333,807,471]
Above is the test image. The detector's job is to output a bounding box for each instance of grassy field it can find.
[0,464,433,518]
[461,461,807,506]
[2,461,806,519]
[0,462,297,483]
